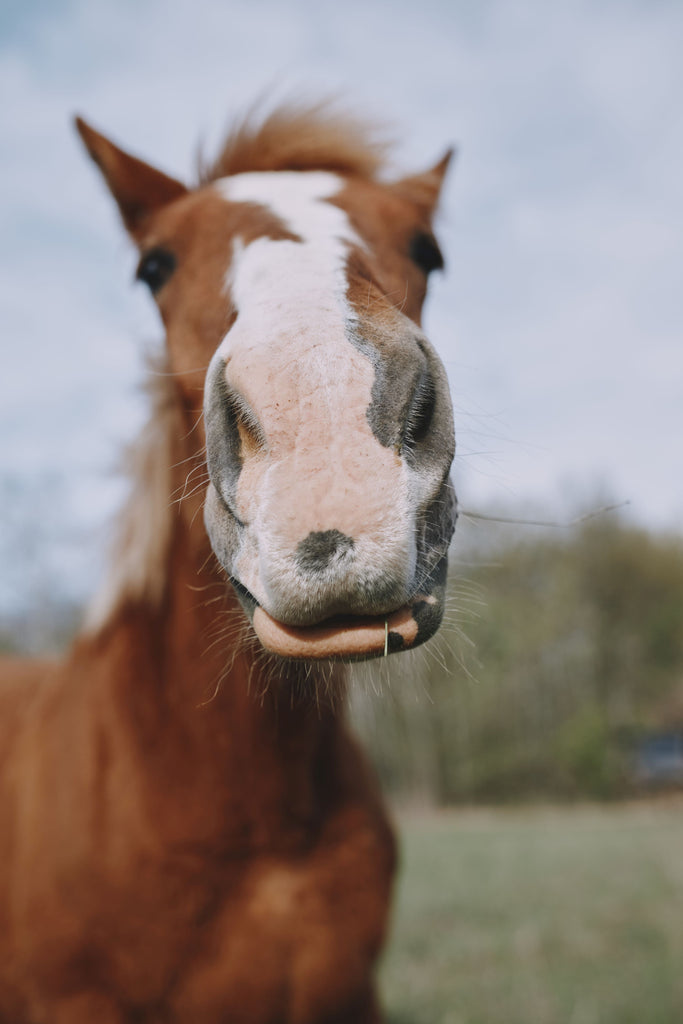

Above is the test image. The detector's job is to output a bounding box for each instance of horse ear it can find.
[75,117,189,236]
[390,148,455,220]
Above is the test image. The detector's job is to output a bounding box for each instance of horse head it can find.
[77,107,457,662]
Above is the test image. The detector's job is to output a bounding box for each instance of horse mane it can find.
[198,101,392,183]
[85,353,183,634]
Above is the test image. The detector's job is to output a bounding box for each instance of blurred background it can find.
[2,1,683,1021]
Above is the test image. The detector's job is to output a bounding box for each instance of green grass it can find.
[381,801,683,1024]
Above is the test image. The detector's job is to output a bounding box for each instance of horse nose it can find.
[296,530,355,574]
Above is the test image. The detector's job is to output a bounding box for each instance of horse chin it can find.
[228,557,449,663]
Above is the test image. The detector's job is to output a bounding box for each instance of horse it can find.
[0,102,457,1023]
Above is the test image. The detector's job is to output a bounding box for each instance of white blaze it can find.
[215,171,360,358]
[209,172,414,622]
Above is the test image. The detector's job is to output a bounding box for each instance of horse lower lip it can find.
[252,606,420,661]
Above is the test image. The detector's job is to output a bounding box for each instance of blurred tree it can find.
[352,511,683,802]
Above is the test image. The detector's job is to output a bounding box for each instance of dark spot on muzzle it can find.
[296,530,355,574]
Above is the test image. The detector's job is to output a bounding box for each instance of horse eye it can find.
[409,232,444,275]
[136,247,176,294]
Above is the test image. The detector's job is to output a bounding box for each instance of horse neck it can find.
[83,392,350,850]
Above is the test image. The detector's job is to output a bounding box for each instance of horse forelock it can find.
[198,101,391,184]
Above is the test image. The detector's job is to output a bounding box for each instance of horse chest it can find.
[11,806,393,1024]
[168,837,393,1024]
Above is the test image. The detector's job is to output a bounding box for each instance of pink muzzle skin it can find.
[252,603,425,661]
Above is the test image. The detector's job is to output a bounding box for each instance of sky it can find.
[1,0,682,613]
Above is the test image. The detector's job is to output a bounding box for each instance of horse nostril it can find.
[296,530,355,573]
[205,354,268,514]
[402,369,436,453]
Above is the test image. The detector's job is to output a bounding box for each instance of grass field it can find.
[380,801,683,1024]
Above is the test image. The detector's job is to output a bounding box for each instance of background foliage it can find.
[351,513,683,802]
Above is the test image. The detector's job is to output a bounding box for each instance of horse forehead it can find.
[214,170,358,242]
[213,171,365,370]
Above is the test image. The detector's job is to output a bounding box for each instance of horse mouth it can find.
[229,556,449,662]
[252,605,415,661]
